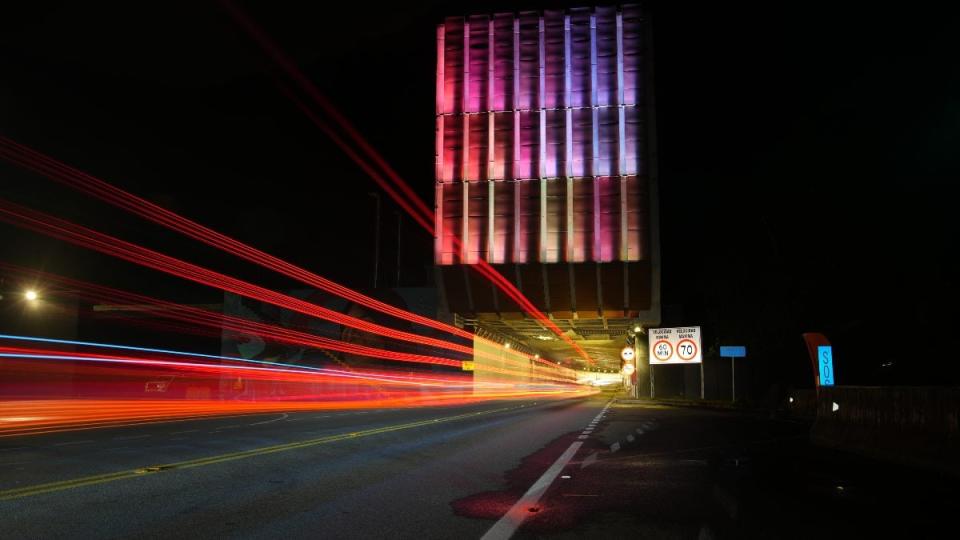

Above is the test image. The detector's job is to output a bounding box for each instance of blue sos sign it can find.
[817,346,835,386]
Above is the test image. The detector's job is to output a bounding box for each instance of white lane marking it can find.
[250,413,289,426]
[113,435,150,441]
[213,424,244,431]
[578,435,589,439]
[481,441,583,540]
[627,434,635,442]
[580,451,598,469]
[172,429,199,435]
[610,442,620,453]
[51,440,93,447]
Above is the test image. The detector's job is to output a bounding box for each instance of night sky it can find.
[2,2,957,386]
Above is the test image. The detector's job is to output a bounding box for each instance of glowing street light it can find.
[24,290,38,302]
[503,342,511,349]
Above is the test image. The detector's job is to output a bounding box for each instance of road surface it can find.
[1,395,955,538]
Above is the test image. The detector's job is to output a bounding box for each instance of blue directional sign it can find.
[817,345,835,386]
[720,346,746,358]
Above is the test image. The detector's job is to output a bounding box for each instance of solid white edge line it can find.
[480,441,584,540]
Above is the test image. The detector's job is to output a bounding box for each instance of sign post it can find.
[699,360,705,400]
[648,327,702,399]
[720,346,746,402]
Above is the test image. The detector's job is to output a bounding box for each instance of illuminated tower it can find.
[434,5,659,370]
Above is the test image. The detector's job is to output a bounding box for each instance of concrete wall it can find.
[811,386,960,475]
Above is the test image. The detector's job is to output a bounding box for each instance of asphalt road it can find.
[1,395,957,539]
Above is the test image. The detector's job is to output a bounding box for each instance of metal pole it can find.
[700,359,705,400]
[730,356,735,403]
[395,211,402,288]
[650,364,655,399]
[634,346,640,399]
[370,193,381,289]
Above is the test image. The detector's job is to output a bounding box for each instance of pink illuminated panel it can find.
[435,5,648,266]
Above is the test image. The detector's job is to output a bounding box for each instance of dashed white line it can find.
[51,440,93,447]
[250,413,289,426]
[171,429,199,435]
[480,400,610,540]
[481,441,584,540]
[113,435,150,441]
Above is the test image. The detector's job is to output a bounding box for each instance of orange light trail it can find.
[0,343,596,437]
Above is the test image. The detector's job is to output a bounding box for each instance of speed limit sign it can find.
[677,339,698,361]
[653,340,673,362]
[648,327,702,364]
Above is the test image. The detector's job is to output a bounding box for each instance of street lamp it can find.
[24,290,38,302]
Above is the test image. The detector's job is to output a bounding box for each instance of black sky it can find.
[1,2,958,386]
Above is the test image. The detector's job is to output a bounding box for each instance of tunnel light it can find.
[633,325,642,333]
[504,342,511,349]
[24,290,38,302]
[789,397,794,403]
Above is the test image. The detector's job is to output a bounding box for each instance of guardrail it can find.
[811,386,960,475]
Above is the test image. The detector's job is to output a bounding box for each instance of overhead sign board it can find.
[817,346,834,386]
[649,326,702,364]
[720,346,746,358]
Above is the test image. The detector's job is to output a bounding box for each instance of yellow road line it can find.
[0,405,518,501]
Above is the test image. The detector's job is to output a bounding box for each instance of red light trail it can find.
[0,199,474,356]
[0,135,465,340]
[0,263,571,382]
[0,263,575,382]
[216,1,595,365]
[0,136,572,371]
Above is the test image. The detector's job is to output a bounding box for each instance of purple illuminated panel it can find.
[435,4,648,265]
